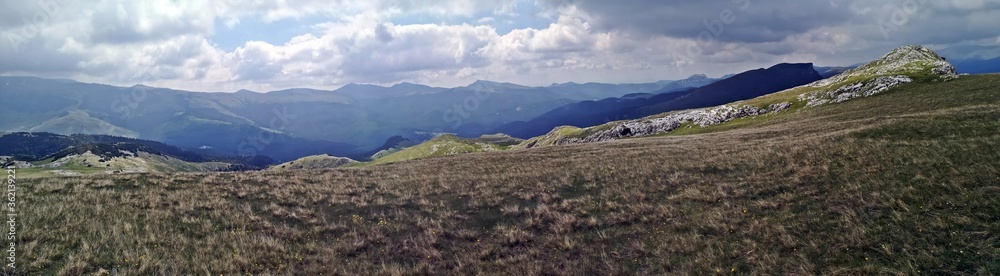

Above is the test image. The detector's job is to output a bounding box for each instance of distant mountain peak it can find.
[548,81,580,87]
[684,74,708,80]
[391,82,426,88]
[769,62,814,69]
[342,83,382,89]
[469,80,504,86]
[466,80,529,91]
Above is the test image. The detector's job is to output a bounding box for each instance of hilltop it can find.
[267,155,358,171]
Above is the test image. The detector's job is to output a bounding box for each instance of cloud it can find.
[1,0,998,91]
[337,22,497,82]
[88,1,214,44]
[540,0,855,43]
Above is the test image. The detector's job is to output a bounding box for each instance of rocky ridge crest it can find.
[801,45,957,106]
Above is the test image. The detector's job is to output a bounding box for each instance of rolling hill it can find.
[367,134,524,165]
[267,155,358,171]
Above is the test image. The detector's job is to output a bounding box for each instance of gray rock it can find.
[801,75,913,107]
[555,102,793,145]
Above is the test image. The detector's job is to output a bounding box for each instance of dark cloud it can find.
[542,0,855,43]
[374,23,395,43]
[0,33,82,74]
[544,0,1000,47]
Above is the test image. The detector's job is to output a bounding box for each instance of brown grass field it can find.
[14,75,1000,274]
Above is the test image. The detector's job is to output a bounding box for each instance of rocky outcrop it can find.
[800,75,913,107]
[802,45,957,107]
[811,45,956,89]
[549,102,793,145]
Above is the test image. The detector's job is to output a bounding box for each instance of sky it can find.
[1,0,999,92]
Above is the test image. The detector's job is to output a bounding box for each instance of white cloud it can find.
[1,0,998,91]
[477,17,495,24]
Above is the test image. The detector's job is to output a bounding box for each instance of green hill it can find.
[367,134,524,165]
[267,154,358,171]
[27,110,138,137]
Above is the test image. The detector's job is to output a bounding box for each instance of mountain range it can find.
[2,44,997,166]
[0,74,720,161]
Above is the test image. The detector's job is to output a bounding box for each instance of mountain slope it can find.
[359,135,418,160]
[635,63,823,117]
[27,110,139,137]
[521,45,957,148]
[489,64,814,139]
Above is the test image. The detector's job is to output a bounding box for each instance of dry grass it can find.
[14,75,1000,274]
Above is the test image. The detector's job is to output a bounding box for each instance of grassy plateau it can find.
[12,75,1000,274]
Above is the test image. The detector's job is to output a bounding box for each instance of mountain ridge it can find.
[516,45,958,149]
[486,63,820,139]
